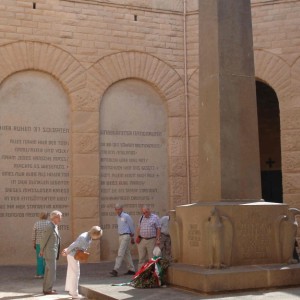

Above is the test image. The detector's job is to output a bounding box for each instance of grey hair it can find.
[50,210,62,220]
[142,205,150,211]
[115,203,123,209]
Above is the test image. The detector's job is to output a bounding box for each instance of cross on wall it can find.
[266,157,275,168]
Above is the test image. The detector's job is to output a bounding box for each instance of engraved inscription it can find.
[188,224,201,247]
[0,71,71,264]
[0,125,70,221]
[236,212,272,260]
[100,130,164,220]
[99,79,168,259]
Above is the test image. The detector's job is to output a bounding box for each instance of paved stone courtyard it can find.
[1,262,300,300]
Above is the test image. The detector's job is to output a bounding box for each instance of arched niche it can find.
[0,70,72,264]
[256,80,283,203]
[99,79,168,260]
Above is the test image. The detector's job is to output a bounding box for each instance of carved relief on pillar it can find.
[275,208,300,264]
[203,207,233,269]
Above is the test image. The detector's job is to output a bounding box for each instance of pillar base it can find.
[167,263,300,293]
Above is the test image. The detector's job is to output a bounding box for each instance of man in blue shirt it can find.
[110,204,136,277]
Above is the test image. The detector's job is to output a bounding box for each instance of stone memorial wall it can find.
[0,71,71,264]
[100,79,168,259]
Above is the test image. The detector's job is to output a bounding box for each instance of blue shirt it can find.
[117,211,135,235]
[67,232,92,256]
[159,215,170,235]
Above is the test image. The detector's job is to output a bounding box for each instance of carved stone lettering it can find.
[0,71,71,264]
[188,224,201,247]
[236,212,272,262]
[100,79,168,259]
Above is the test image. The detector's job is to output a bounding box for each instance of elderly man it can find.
[135,205,161,270]
[110,204,136,277]
[39,210,62,295]
[159,213,172,261]
[32,211,50,278]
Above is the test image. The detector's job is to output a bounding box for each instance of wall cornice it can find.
[251,0,299,7]
[61,0,184,14]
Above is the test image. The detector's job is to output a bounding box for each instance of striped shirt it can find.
[139,213,160,238]
[117,211,135,235]
[32,219,51,244]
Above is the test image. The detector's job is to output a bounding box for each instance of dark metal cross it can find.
[266,157,275,168]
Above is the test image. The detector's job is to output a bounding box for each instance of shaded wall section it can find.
[99,79,168,260]
[0,71,72,265]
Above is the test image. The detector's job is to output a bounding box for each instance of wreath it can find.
[130,257,170,288]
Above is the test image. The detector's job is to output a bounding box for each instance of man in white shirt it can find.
[159,214,172,261]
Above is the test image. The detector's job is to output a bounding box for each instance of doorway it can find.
[256,81,283,203]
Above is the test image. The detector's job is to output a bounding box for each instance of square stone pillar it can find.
[167,1,300,294]
[198,0,261,201]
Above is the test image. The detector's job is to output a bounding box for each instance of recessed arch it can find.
[0,70,73,264]
[0,41,89,247]
[0,41,86,95]
[87,51,185,109]
[88,51,188,210]
[99,78,169,260]
[254,50,291,202]
[256,80,283,203]
[254,49,291,110]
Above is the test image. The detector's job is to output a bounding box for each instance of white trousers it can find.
[114,234,135,272]
[65,254,80,297]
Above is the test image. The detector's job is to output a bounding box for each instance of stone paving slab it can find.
[1,262,300,300]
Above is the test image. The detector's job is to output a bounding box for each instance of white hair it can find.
[50,210,62,220]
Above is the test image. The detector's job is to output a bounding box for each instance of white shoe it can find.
[72,295,85,299]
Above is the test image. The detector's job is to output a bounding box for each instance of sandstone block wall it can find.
[251,0,300,211]
[0,0,299,261]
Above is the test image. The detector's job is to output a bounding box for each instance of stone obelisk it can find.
[168,0,300,293]
[198,0,261,201]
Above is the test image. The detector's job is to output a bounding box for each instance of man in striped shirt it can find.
[110,204,136,277]
[135,205,161,270]
[32,212,50,278]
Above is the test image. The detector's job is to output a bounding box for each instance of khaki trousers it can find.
[137,238,156,270]
[114,234,135,272]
